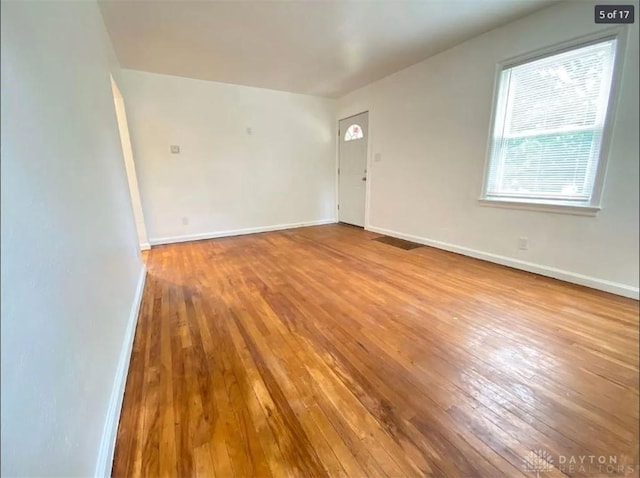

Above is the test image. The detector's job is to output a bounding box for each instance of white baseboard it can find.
[149,218,337,246]
[139,242,151,251]
[367,225,639,300]
[95,265,147,478]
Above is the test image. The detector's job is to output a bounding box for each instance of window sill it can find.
[478,198,601,216]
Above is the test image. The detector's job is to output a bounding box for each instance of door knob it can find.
[362,177,367,181]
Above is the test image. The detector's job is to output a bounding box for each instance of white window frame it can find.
[479,27,627,216]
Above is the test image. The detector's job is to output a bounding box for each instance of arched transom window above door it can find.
[344,124,364,141]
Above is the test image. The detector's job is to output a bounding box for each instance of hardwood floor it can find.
[113,224,639,477]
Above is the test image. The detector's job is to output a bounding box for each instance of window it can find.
[482,36,619,212]
[344,124,364,141]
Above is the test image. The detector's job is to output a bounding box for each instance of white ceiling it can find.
[99,0,558,98]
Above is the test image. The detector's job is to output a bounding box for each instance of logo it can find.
[523,449,554,477]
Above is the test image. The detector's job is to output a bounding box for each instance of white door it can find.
[339,112,368,227]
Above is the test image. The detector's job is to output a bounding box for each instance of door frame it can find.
[110,75,150,251]
[336,110,372,228]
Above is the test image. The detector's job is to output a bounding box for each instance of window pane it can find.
[499,131,596,199]
[344,124,364,141]
[507,42,613,135]
[486,38,617,204]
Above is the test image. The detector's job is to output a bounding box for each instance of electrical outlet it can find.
[246,127,253,135]
[182,217,189,225]
[170,145,180,154]
[518,237,529,250]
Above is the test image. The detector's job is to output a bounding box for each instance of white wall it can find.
[337,0,639,298]
[120,69,337,244]
[1,1,145,476]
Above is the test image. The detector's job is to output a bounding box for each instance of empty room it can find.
[1,0,639,477]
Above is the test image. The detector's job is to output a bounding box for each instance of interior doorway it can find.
[338,112,369,227]
[110,76,149,251]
